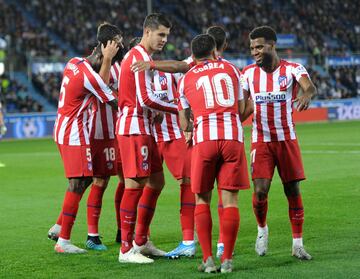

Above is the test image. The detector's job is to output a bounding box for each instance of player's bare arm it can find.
[295,76,317,112]
[179,108,193,132]
[131,60,190,73]
[99,40,120,83]
[239,89,254,122]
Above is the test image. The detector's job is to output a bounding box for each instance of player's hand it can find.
[294,93,312,111]
[183,131,193,145]
[131,61,150,72]
[153,112,164,124]
[0,124,7,136]
[101,40,119,61]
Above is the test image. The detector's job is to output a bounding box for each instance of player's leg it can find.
[251,142,275,256]
[277,139,311,260]
[161,140,196,258]
[253,178,271,256]
[192,141,217,273]
[85,176,109,251]
[216,140,250,273]
[115,168,124,243]
[283,181,311,260]
[55,177,92,254]
[117,135,154,264]
[133,170,166,257]
[216,188,224,258]
[195,191,217,273]
[219,189,239,273]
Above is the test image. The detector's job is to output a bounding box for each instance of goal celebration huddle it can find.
[48,13,316,274]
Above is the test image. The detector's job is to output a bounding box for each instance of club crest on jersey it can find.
[142,162,149,171]
[107,162,113,170]
[278,76,287,87]
[159,75,168,86]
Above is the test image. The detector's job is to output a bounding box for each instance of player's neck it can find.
[86,54,101,72]
[262,55,280,73]
[139,39,154,55]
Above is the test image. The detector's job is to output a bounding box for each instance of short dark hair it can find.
[129,37,142,49]
[97,22,122,45]
[249,26,277,42]
[143,13,172,30]
[191,34,216,59]
[206,26,227,50]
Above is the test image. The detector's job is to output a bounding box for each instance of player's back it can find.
[179,59,243,144]
[54,57,114,146]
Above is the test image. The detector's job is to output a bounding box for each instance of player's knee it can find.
[283,181,300,197]
[93,176,110,188]
[68,177,92,194]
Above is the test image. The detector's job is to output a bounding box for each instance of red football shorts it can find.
[90,139,118,177]
[191,140,250,194]
[157,138,192,180]
[57,144,93,178]
[117,134,163,178]
[250,139,306,183]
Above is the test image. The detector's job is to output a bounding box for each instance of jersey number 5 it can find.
[196,73,235,108]
[58,76,70,108]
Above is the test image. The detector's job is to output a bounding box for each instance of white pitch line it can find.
[301,143,359,146]
[302,150,360,154]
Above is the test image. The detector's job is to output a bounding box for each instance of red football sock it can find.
[115,182,125,230]
[135,186,161,246]
[56,211,62,226]
[252,193,268,227]
[221,207,240,262]
[217,188,224,243]
[195,204,212,262]
[120,188,143,253]
[287,195,304,239]
[180,183,195,241]
[87,184,105,235]
[59,191,83,240]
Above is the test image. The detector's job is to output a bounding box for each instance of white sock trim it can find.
[257,225,268,235]
[57,237,70,245]
[182,240,194,245]
[293,238,303,247]
[88,233,99,237]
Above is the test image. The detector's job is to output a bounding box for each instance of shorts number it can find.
[141,145,149,161]
[86,148,92,162]
[250,149,256,164]
[104,147,116,161]
[58,76,70,108]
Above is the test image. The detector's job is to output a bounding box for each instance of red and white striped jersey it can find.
[178,59,244,145]
[54,57,115,146]
[117,45,178,136]
[242,59,310,143]
[88,61,120,140]
[151,71,182,142]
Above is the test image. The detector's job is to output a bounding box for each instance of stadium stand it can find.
[1,0,359,110]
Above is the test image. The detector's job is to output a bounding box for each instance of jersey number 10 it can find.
[196,73,235,108]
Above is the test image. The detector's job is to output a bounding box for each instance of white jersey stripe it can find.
[58,116,69,144]
[105,104,114,139]
[69,118,80,145]
[129,107,140,134]
[119,106,128,135]
[209,113,218,140]
[236,114,243,142]
[223,112,233,140]
[196,116,204,143]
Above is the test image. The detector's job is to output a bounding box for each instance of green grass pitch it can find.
[0,121,359,278]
